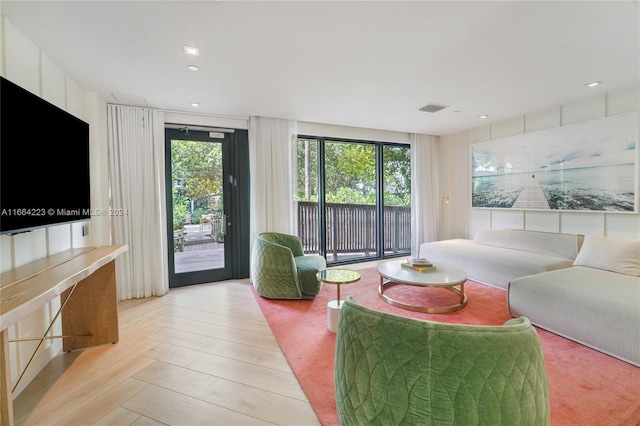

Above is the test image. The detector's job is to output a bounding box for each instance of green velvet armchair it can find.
[251,232,326,299]
[335,297,550,426]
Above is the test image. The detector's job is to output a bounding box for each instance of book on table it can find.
[407,257,433,266]
[406,257,433,266]
[401,261,436,272]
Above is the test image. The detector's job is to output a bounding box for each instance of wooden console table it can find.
[0,244,128,426]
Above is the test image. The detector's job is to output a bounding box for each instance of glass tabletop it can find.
[316,269,361,284]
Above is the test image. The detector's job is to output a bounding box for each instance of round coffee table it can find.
[378,260,467,313]
[316,269,361,332]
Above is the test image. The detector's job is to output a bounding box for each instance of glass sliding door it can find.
[296,136,411,265]
[324,140,377,262]
[296,138,320,255]
[382,145,412,256]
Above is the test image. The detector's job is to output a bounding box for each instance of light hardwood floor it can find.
[12,279,321,426]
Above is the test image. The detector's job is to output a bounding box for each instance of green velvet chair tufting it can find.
[251,232,327,299]
[335,297,550,426]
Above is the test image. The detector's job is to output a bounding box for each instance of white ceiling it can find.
[2,1,639,135]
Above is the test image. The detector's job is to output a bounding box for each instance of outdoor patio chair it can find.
[200,214,212,233]
[251,232,326,299]
[335,296,550,426]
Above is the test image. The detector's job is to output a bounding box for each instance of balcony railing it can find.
[297,201,411,259]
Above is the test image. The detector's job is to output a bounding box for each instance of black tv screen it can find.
[1,76,91,235]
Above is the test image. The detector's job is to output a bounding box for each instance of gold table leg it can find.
[378,276,468,314]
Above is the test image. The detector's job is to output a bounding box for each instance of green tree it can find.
[297,138,319,201]
[383,145,411,206]
[172,193,190,229]
[172,140,222,202]
[296,139,411,206]
[324,141,376,202]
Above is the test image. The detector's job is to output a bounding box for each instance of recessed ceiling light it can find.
[478,115,489,119]
[191,102,199,107]
[585,81,601,87]
[184,45,200,56]
[187,65,199,71]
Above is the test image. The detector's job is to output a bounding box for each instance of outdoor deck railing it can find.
[297,201,411,257]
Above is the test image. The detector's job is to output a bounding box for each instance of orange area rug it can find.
[253,267,640,425]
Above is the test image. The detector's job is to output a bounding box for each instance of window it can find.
[296,136,411,265]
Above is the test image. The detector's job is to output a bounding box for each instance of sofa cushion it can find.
[573,236,640,277]
[508,266,640,366]
[419,238,575,290]
[473,229,582,260]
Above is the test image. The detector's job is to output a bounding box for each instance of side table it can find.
[316,269,361,333]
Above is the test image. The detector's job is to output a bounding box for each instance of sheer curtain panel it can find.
[108,105,169,300]
[410,133,440,255]
[248,116,297,247]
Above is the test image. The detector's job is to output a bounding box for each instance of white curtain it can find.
[107,105,169,300]
[410,133,440,255]
[248,116,297,246]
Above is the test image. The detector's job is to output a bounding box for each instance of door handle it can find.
[222,214,228,235]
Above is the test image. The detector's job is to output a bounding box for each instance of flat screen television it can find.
[1,76,91,235]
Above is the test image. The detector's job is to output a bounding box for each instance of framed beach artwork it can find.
[471,112,639,213]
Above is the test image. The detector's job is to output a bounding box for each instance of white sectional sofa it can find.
[509,236,640,367]
[418,228,583,289]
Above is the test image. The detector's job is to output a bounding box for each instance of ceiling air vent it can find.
[419,103,448,113]
[111,93,149,106]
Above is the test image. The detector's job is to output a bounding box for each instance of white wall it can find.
[0,15,110,396]
[297,121,410,144]
[162,113,413,144]
[439,86,640,241]
[164,111,248,131]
